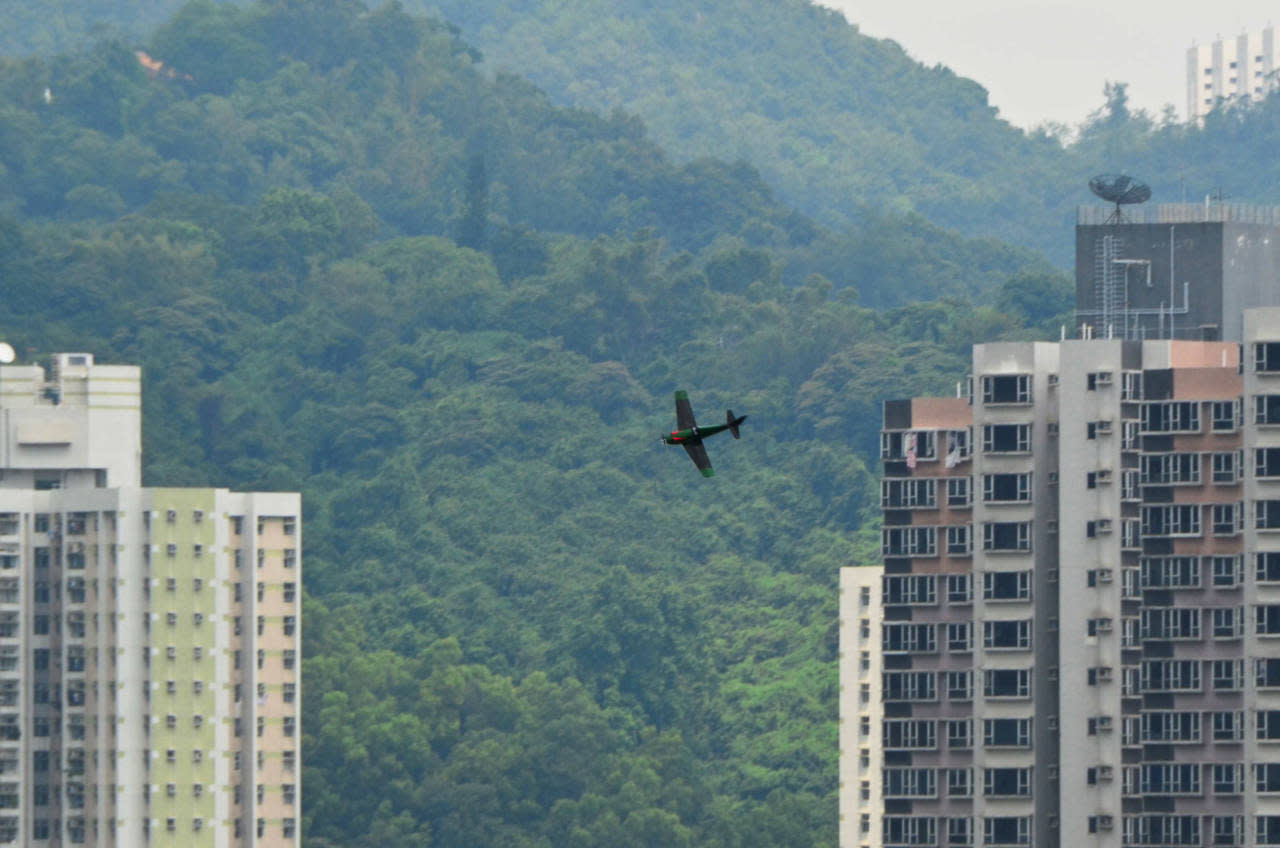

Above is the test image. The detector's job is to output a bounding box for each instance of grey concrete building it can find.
[1075,204,1280,343]
[872,309,1280,847]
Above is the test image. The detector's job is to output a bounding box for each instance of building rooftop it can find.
[1077,202,1280,227]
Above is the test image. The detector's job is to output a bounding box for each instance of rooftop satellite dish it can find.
[1089,174,1151,223]
[0,344,13,364]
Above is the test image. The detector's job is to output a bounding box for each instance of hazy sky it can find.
[821,1,1275,130]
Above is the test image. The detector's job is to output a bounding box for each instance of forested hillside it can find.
[418,0,1280,263]
[11,0,1280,268]
[0,1,1075,844]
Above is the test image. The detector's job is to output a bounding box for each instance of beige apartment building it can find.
[0,353,300,846]
[851,307,1280,847]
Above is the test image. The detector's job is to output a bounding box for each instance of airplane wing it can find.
[682,442,715,477]
[674,390,696,430]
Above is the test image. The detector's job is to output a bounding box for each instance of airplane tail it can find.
[727,410,747,439]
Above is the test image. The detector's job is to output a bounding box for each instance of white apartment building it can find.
[1187,28,1278,121]
[859,307,1280,847]
[0,353,300,846]
[840,565,884,848]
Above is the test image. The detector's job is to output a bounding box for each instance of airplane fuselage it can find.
[662,422,731,445]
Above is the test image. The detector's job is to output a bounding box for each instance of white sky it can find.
[821,1,1275,129]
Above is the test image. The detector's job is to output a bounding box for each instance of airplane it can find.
[661,390,747,477]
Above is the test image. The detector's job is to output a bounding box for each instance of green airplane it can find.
[661,390,747,477]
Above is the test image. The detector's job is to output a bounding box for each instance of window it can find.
[1141,711,1200,743]
[946,524,972,555]
[983,816,1030,846]
[1258,605,1280,636]
[1087,617,1111,637]
[883,671,937,702]
[946,574,972,603]
[284,581,297,603]
[948,770,973,799]
[983,522,1031,552]
[1260,711,1280,741]
[1214,451,1241,483]
[1142,763,1201,794]
[1141,660,1201,692]
[1086,420,1112,439]
[284,649,297,670]
[983,668,1030,698]
[947,622,973,652]
[1212,555,1243,587]
[1260,659,1280,689]
[983,473,1031,503]
[1088,715,1114,736]
[1211,659,1244,691]
[983,619,1031,650]
[284,683,296,704]
[284,549,297,568]
[883,719,936,750]
[1259,500,1280,530]
[946,671,973,701]
[983,718,1031,748]
[1142,557,1200,588]
[1141,401,1201,432]
[880,431,937,462]
[1255,342,1280,373]
[881,527,936,557]
[883,767,936,798]
[1212,607,1243,639]
[947,477,971,507]
[947,719,973,748]
[283,716,296,737]
[1140,608,1201,640]
[883,818,936,846]
[1255,394,1280,424]
[1211,400,1239,431]
[1142,505,1201,537]
[882,479,937,508]
[1213,503,1242,535]
[1262,553,1280,583]
[982,424,1030,453]
[1140,453,1200,484]
[1213,763,1244,793]
[882,624,936,653]
[981,374,1031,404]
[883,575,936,605]
[1087,371,1112,390]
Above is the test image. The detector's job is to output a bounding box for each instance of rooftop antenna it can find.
[1089,174,1152,224]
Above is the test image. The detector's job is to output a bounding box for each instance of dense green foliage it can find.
[415,2,1280,263]
[0,2,1080,844]
[12,0,1280,269]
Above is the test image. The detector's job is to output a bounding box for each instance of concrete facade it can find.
[0,355,299,846]
[875,310,1280,847]
[1075,207,1280,343]
[841,565,885,848]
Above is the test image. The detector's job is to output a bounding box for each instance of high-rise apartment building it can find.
[0,353,300,846]
[841,565,884,848]
[1187,28,1278,122]
[854,307,1280,847]
[1075,203,1280,343]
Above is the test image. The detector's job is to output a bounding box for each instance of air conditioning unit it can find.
[1048,374,1060,386]
[1095,666,1113,682]
[1093,371,1113,386]
[1094,419,1113,434]
[1097,568,1114,584]
[1095,469,1112,483]
[1094,618,1113,632]
[1048,471,1059,484]
[1047,520,1059,534]
[68,542,84,553]
[1095,519,1113,534]
[1098,765,1114,781]
[1048,422,1060,436]
[1097,815,1114,831]
[1096,716,1113,731]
